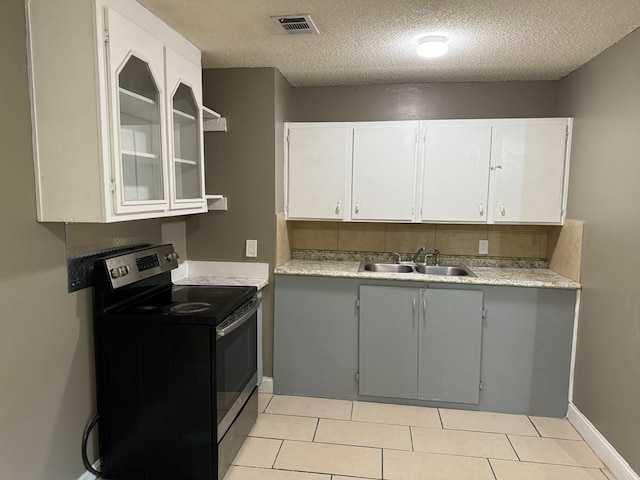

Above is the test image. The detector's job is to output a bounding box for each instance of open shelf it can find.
[173,108,196,121]
[203,106,227,132]
[205,194,228,211]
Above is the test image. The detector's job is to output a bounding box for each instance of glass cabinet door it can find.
[118,56,165,203]
[106,7,168,214]
[165,46,205,210]
[171,83,202,201]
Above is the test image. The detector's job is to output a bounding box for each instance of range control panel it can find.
[102,244,179,289]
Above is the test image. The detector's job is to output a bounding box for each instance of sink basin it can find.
[360,263,414,273]
[358,262,474,277]
[414,265,473,276]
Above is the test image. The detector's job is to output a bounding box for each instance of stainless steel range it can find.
[92,244,259,480]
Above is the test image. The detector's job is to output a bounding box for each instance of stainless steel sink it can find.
[358,262,475,277]
[414,265,473,276]
[360,263,415,273]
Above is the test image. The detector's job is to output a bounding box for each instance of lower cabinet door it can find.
[359,285,419,399]
[418,288,483,404]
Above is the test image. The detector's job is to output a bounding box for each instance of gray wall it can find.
[0,2,187,478]
[558,28,640,472]
[0,3,95,478]
[187,68,293,376]
[293,81,559,121]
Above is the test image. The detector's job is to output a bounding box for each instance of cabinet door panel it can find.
[352,123,419,221]
[419,289,483,404]
[421,123,491,222]
[106,8,168,214]
[165,47,206,210]
[491,122,568,224]
[287,125,350,220]
[359,286,418,399]
[274,276,359,399]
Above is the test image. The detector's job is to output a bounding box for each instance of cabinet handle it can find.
[422,298,427,326]
[335,200,341,215]
[478,203,484,217]
[491,165,503,170]
[499,204,506,217]
[355,202,360,215]
[412,297,417,327]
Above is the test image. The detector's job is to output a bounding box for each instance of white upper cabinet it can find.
[420,121,492,223]
[27,0,206,222]
[286,123,351,220]
[489,119,571,224]
[284,118,571,225]
[351,122,420,222]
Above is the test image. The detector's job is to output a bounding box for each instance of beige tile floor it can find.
[224,394,615,480]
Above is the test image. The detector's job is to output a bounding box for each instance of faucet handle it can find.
[392,252,402,264]
[434,249,441,266]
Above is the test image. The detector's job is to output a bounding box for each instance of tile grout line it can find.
[409,425,415,452]
[526,415,542,437]
[437,408,444,429]
[270,439,285,470]
[505,435,522,462]
[487,457,499,480]
[312,417,320,442]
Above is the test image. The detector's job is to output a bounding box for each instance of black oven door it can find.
[215,296,259,442]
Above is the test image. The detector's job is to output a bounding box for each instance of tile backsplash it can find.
[290,222,549,259]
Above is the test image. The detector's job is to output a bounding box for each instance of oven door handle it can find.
[216,296,261,340]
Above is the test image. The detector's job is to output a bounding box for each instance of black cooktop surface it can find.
[115,284,257,324]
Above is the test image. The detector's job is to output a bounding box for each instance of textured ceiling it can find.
[138,0,640,87]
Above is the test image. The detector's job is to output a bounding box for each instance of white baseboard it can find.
[567,403,639,480]
[76,460,100,480]
[259,376,274,394]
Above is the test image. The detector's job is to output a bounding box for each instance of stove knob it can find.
[165,252,179,262]
[119,266,129,277]
[110,267,121,279]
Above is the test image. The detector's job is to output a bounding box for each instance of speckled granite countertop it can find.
[274,259,581,290]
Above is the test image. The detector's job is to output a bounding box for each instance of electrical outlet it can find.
[245,239,258,258]
[479,239,489,255]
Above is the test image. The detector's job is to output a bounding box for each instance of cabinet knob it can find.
[499,204,506,216]
[335,201,341,215]
[478,203,484,217]
[355,202,360,215]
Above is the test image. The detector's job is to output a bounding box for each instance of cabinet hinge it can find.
[565,126,569,140]
[355,371,360,382]
[479,380,484,391]
[286,131,290,144]
[109,180,116,193]
[482,308,488,321]
[355,298,360,309]
[285,204,289,215]
[104,29,110,44]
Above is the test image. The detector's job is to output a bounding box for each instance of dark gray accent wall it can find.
[558,28,640,472]
[187,68,293,376]
[292,81,559,121]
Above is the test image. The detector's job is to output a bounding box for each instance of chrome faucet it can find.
[422,249,441,266]
[411,247,425,264]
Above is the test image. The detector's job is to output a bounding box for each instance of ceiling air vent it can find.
[271,14,319,35]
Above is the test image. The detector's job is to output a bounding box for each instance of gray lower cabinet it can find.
[480,286,576,417]
[359,285,483,404]
[274,275,359,399]
[273,274,577,417]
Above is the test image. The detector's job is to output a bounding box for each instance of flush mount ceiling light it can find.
[416,36,449,58]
